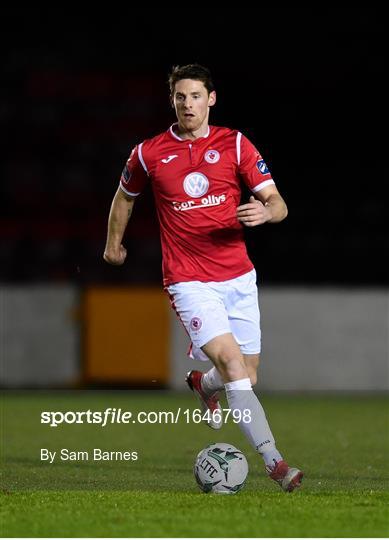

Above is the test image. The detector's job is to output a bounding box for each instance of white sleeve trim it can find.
[138,142,149,174]
[119,183,140,197]
[252,179,275,192]
[236,131,242,166]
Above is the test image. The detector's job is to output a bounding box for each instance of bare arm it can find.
[103,187,136,265]
[236,185,288,227]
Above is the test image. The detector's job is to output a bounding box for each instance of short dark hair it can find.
[168,64,215,95]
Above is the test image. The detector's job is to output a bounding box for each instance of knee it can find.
[214,347,243,369]
[201,335,248,381]
[211,346,247,379]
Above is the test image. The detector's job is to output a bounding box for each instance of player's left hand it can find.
[236,196,272,227]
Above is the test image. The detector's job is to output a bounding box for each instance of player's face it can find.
[172,79,216,132]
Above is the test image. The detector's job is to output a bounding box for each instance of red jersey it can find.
[120,124,275,286]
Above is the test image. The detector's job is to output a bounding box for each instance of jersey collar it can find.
[169,123,210,142]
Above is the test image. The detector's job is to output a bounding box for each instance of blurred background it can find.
[0,8,387,390]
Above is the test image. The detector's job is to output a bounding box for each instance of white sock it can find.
[201,367,224,396]
[224,378,283,468]
[262,449,283,471]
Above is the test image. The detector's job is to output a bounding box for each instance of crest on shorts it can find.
[204,149,220,164]
[190,317,202,331]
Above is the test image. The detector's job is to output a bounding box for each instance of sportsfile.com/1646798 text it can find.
[40,408,252,427]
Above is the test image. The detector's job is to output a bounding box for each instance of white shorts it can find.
[166,269,261,362]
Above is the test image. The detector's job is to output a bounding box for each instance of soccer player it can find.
[104,64,303,492]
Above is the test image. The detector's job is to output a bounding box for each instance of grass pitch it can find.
[1,391,388,537]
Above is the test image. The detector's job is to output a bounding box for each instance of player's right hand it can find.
[103,244,127,265]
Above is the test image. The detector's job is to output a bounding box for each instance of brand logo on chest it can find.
[161,155,178,163]
[183,172,209,198]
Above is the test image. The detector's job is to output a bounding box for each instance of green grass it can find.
[1,391,388,537]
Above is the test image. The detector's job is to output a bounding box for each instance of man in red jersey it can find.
[104,64,303,492]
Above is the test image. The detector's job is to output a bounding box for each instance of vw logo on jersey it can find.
[256,159,269,175]
[183,172,209,198]
[204,149,220,164]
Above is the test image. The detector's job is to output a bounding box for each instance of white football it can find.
[194,442,248,494]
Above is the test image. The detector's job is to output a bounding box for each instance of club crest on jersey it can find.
[183,172,209,198]
[204,149,220,164]
[256,159,269,175]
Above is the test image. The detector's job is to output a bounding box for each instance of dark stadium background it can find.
[1,8,386,286]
